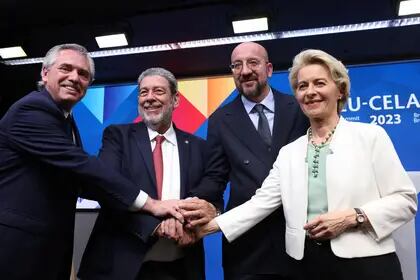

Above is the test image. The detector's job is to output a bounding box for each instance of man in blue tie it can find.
[181,42,309,280]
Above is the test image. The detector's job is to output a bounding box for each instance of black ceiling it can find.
[1,0,419,115]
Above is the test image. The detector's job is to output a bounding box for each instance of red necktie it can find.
[153,135,165,200]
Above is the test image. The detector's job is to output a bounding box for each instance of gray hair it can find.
[37,43,95,90]
[137,67,178,95]
[288,49,350,113]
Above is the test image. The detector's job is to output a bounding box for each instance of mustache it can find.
[61,82,81,92]
[143,101,162,108]
[239,76,258,83]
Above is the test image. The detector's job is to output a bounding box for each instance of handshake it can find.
[142,197,220,246]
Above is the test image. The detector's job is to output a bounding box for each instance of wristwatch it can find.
[354,208,365,226]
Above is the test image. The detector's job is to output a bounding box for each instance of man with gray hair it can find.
[79,67,206,280]
[0,45,183,280]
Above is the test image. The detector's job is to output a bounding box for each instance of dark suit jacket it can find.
[193,89,309,277]
[78,122,206,280]
[0,90,142,280]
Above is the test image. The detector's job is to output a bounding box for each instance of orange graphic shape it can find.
[207,77,236,116]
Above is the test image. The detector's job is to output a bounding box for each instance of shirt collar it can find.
[147,123,177,146]
[241,87,275,114]
[63,110,72,119]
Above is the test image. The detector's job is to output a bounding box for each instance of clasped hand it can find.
[153,197,218,246]
[155,217,197,246]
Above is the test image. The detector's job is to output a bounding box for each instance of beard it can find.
[139,104,174,131]
[236,77,267,101]
[239,83,263,99]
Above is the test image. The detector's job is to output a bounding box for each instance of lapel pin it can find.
[184,140,189,144]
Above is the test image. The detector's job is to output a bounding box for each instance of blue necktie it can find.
[253,104,271,146]
[65,115,75,144]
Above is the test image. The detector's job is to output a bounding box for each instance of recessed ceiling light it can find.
[232,17,269,34]
[95,33,128,48]
[0,46,27,59]
[398,0,420,16]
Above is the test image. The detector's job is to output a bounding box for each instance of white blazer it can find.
[216,118,417,260]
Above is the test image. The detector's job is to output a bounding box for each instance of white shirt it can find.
[144,123,184,262]
[147,124,181,201]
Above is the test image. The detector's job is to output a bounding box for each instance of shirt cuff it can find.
[130,190,149,210]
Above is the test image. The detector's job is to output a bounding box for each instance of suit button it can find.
[268,147,271,152]
[243,160,250,165]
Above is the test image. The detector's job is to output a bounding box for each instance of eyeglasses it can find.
[229,59,267,73]
[138,87,168,97]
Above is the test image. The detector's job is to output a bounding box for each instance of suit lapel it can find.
[72,118,83,148]
[271,89,299,160]
[175,127,189,199]
[41,89,83,147]
[132,123,157,192]
[224,96,272,167]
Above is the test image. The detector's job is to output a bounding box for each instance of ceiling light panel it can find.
[0,46,27,59]
[95,33,128,48]
[399,0,420,16]
[232,17,269,34]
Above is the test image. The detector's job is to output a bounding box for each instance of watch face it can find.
[357,215,365,223]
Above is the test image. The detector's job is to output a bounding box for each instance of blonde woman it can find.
[196,49,417,280]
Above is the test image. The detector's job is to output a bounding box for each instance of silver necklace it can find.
[308,127,336,178]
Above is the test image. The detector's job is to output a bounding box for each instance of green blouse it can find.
[307,143,330,222]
